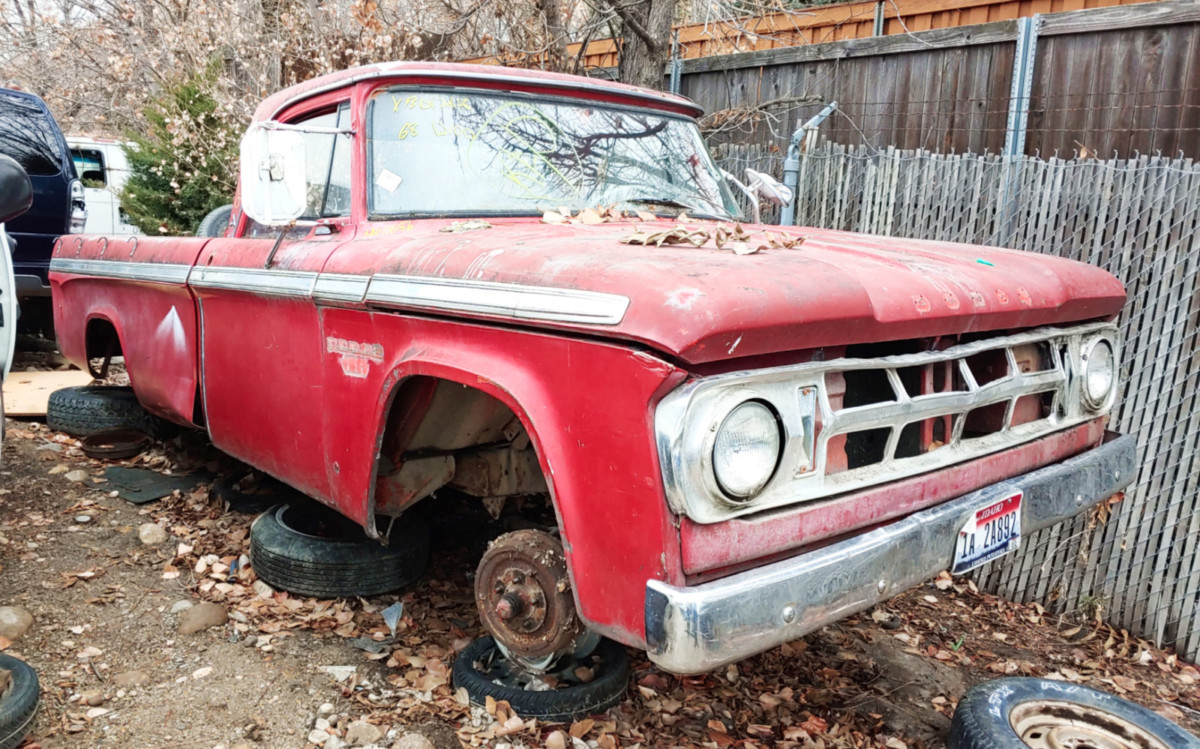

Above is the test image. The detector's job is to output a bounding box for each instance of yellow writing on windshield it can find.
[390,95,470,112]
[431,121,478,139]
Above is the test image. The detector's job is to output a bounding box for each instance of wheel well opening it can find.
[84,318,123,362]
[373,376,551,523]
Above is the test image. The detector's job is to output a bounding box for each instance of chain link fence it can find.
[713,140,1200,659]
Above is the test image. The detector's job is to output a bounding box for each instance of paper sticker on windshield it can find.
[375,169,402,193]
[327,337,384,379]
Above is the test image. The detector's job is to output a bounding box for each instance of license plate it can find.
[952,490,1022,575]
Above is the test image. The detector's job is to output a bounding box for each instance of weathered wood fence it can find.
[714,140,1200,658]
[680,0,1200,159]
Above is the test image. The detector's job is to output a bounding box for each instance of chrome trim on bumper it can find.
[645,432,1135,674]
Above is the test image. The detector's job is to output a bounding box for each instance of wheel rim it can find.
[1009,700,1170,749]
[473,638,610,692]
[275,504,364,542]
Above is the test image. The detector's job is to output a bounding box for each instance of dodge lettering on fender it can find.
[50,63,1132,675]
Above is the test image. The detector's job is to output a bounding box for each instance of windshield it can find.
[0,93,65,177]
[367,88,740,220]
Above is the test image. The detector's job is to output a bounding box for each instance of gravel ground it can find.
[1,364,1198,748]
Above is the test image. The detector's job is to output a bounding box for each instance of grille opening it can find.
[896,415,954,459]
[896,365,922,398]
[845,427,891,469]
[963,401,1008,438]
[897,360,967,397]
[1012,391,1055,426]
[1012,341,1054,373]
[966,349,1011,386]
[839,368,896,411]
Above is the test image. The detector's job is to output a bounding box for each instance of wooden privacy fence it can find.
[682,0,1200,160]
[715,140,1200,658]
[465,0,1153,68]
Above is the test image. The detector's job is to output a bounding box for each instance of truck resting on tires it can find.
[50,63,1132,685]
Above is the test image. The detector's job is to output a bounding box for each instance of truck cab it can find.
[67,137,140,237]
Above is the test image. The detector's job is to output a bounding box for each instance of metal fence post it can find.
[781,102,838,226]
[873,1,885,36]
[669,31,682,95]
[999,14,1040,245]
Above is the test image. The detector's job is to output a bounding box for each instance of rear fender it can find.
[51,236,204,426]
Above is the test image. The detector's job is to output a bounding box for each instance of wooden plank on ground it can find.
[3,369,94,417]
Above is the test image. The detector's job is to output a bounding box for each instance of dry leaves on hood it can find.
[541,204,631,225]
[618,225,710,248]
[621,220,806,255]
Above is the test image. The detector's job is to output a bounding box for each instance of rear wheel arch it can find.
[84,314,124,366]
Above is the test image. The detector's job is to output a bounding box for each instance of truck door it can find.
[191,101,353,502]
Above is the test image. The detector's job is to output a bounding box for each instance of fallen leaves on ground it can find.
[9,414,1199,749]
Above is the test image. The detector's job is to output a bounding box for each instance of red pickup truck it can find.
[49,63,1132,687]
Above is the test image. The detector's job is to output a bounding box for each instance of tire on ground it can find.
[46,385,175,438]
[949,677,1200,749]
[0,653,39,749]
[196,204,233,238]
[250,502,429,598]
[452,636,629,723]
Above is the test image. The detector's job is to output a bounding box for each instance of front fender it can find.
[317,306,687,648]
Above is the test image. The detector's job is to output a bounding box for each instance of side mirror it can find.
[239,122,308,227]
[0,155,33,224]
[745,168,794,207]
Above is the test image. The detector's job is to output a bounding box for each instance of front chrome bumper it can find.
[645,432,1135,674]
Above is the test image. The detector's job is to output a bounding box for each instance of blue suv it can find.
[0,88,85,319]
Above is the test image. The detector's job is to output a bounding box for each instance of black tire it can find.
[0,654,39,749]
[250,502,429,598]
[46,385,175,438]
[196,204,233,238]
[452,636,629,723]
[949,677,1200,749]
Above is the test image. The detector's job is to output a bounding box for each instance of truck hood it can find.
[327,219,1126,364]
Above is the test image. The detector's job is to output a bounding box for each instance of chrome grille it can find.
[655,322,1119,524]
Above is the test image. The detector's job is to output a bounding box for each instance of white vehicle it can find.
[66,136,140,235]
[0,154,32,438]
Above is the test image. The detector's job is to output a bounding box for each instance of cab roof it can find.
[253,61,705,122]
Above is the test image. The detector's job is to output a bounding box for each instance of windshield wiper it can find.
[624,197,726,221]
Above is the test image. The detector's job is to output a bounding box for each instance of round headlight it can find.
[1082,339,1115,409]
[712,401,782,501]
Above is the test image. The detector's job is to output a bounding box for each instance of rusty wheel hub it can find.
[475,529,583,669]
